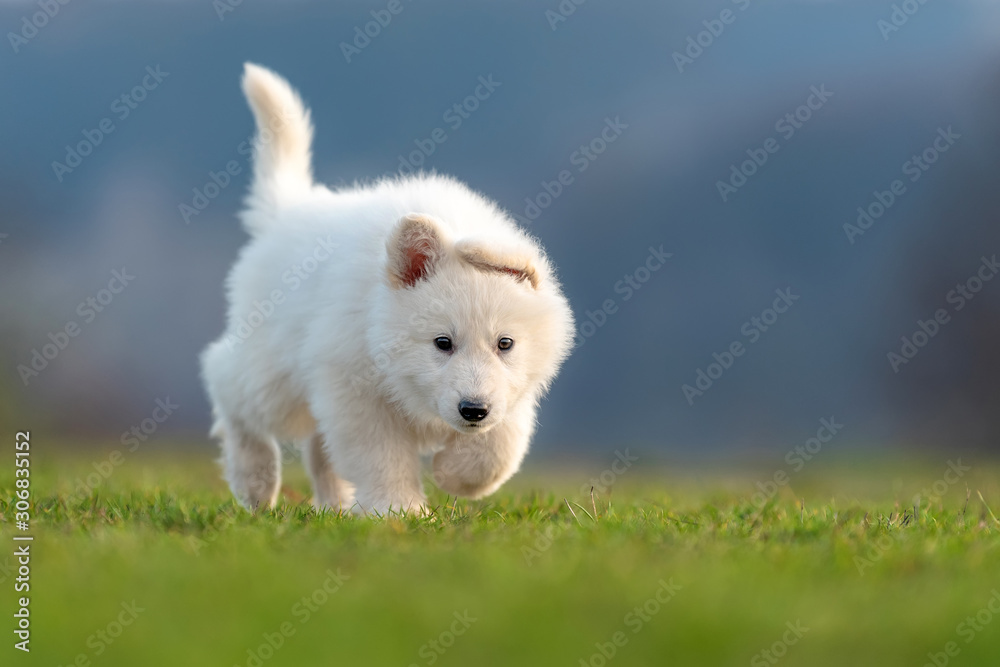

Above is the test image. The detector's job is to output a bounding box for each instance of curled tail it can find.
[240,63,314,235]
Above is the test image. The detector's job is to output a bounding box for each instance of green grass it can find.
[3,447,1000,666]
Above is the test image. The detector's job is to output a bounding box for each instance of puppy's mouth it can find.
[445,419,497,434]
[461,422,488,432]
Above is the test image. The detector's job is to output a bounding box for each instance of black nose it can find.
[459,401,489,422]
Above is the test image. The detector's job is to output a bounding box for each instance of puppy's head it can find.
[373,213,573,434]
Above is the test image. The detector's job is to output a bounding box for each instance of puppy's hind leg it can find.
[216,420,282,511]
[304,433,354,512]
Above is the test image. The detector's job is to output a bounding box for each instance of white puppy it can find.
[201,64,575,514]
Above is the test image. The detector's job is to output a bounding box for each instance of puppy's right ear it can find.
[386,214,446,288]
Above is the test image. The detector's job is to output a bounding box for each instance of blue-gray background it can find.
[3,0,1000,458]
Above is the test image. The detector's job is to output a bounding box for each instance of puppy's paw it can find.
[431,445,506,500]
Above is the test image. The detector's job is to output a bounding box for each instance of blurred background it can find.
[2,0,1000,459]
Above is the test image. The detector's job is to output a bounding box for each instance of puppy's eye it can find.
[434,336,453,352]
[498,337,514,351]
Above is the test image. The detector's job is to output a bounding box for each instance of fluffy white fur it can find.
[201,63,575,515]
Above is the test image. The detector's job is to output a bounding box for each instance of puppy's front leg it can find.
[326,422,426,516]
[432,409,534,499]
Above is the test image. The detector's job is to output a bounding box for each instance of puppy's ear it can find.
[386,213,446,288]
[455,239,540,289]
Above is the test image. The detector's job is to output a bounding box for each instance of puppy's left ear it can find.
[455,239,540,289]
[386,213,446,288]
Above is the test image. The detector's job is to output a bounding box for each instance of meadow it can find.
[2,444,999,666]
